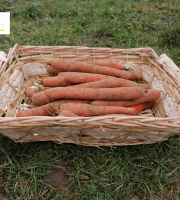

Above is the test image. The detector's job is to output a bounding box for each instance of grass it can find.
[0,136,179,200]
[0,0,180,199]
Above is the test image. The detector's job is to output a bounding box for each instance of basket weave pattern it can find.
[0,44,180,146]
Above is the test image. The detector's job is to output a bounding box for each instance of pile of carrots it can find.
[16,60,161,117]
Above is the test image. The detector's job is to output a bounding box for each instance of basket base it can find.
[15,134,166,146]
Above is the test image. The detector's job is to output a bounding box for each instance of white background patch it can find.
[0,12,10,35]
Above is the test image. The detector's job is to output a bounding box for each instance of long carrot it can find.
[32,86,146,106]
[48,60,125,76]
[16,100,90,117]
[28,79,149,100]
[43,73,109,87]
[60,101,154,117]
[70,77,150,89]
[128,101,154,115]
[60,103,137,116]
[16,100,154,117]
[51,59,142,80]
[85,60,125,70]
[91,89,160,106]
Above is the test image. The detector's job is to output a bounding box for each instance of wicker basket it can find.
[0,44,180,146]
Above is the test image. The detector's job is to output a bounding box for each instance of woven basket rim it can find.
[16,43,156,50]
[15,44,159,56]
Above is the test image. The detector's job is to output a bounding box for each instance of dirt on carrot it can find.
[43,72,109,87]
[70,77,150,89]
[51,59,142,80]
[60,103,137,116]
[32,86,146,106]
[16,100,90,117]
[85,60,125,70]
[91,89,160,106]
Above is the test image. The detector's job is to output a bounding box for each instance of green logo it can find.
[0,23,5,31]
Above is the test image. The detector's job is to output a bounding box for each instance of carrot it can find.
[16,106,53,117]
[59,110,78,117]
[58,72,81,77]
[85,60,125,70]
[128,101,154,115]
[60,103,137,116]
[43,73,109,87]
[16,100,90,117]
[32,86,146,106]
[17,100,154,117]
[43,76,68,87]
[47,65,59,76]
[48,60,125,75]
[51,59,142,80]
[70,77,150,89]
[31,78,149,101]
[91,89,160,106]
[26,86,46,99]
[60,101,155,117]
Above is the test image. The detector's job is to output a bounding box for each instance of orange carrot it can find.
[17,100,154,117]
[16,106,52,117]
[47,60,125,75]
[60,103,137,116]
[16,100,90,117]
[32,86,145,106]
[59,110,78,117]
[26,86,46,99]
[60,101,154,117]
[43,73,109,87]
[51,59,142,80]
[128,101,154,115]
[91,89,160,106]
[48,60,125,75]
[47,65,59,76]
[58,72,81,77]
[70,77,150,89]
[85,60,125,70]
[43,76,68,87]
